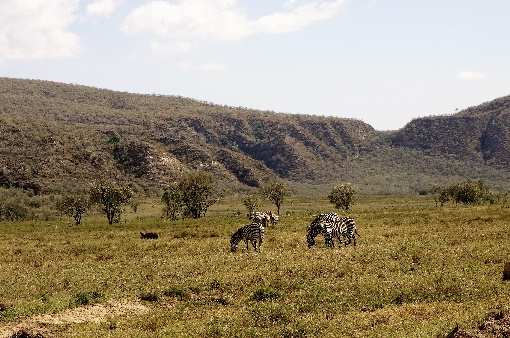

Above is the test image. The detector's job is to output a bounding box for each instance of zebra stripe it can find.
[249,211,279,227]
[307,212,359,248]
[231,223,265,252]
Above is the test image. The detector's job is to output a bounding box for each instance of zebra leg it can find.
[336,234,344,246]
[251,239,258,252]
[325,234,334,248]
[245,239,249,251]
[344,235,351,246]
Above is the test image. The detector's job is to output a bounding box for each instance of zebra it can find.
[249,211,279,227]
[306,212,359,248]
[230,223,265,252]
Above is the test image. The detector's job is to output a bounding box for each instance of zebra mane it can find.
[230,227,245,245]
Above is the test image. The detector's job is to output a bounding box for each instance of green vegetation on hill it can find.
[1,77,509,195]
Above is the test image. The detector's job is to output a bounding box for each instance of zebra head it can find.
[306,224,321,248]
[230,229,242,252]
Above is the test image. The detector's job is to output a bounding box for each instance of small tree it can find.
[57,195,89,225]
[434,180,496,206]
[261,181,288,215]
[242,194,261,217]
[130,198,141,213]
[179,171,217,219]
[90,182,133,225]
[161,184,182,220]
[328,183,356,211]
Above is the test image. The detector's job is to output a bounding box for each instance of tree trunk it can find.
[74,213,82,225]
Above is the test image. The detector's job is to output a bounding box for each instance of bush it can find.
[250,287,281,302]
[242,194,261,217]
[0,201,29,221]
[0,188,32,221]
[178,171,218,219]
[261,181,288,215]
[328,183,356,211]
[434,181,496,206]
[74,291,103,306]
[163,287,188,300]
[89,182,133,225]
[161,184,182,220]
[57,194,89,225]
[139,292,160,302]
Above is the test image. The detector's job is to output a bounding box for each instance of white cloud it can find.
[122,0,344,51]
[86,0,122,17]
[198,63,227,72]
[458,71,487,81]
[175,61,227,72]
[255,1,344,34]
[0,0,80,59]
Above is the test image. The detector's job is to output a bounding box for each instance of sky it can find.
[0,0,509,130]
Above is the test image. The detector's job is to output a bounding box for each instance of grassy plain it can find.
[0,195,509,337]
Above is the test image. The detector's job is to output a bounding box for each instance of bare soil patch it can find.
[0,300,148,338]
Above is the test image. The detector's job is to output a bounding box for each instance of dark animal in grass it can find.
[10,330,45,338]
[140,231,159,240]
[504,262,510,281]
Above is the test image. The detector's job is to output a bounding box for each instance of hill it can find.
[0,77,509,194]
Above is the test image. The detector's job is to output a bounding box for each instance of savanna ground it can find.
[1,195,509,337]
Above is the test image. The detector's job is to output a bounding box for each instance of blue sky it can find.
[0,0,509,130]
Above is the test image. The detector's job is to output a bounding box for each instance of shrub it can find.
[0,201,29,221]
[261,181,288,215]
[130,198,141,213]
[57,194,89,225]
[178,171,218,219]
[161,184,182,220]
[250,287,281,302]
[242,194,261,217]
[163,287,188,300]
[74,291,103,306]
[434,181,496,206]
[0,188,31,221]
[89,182,133,225]
[139,292,160,302]
[328,183,356,211]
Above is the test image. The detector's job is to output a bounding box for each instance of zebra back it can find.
[307,213,358,247]
[231,223,265,252]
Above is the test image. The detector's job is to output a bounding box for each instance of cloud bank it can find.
[122,0,345,50]
[0,0,80,59]
[458,71,487,81]
[86,0,122,17]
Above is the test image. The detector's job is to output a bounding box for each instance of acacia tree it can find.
[161,183,182,220]
[328,183,356,211]
[90,182,133,225]
[242,194,261,217]
[261,181,288,215]
[57,195,89,225]
[178,171,217,219]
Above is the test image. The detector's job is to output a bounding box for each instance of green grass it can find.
[0,196,509,337]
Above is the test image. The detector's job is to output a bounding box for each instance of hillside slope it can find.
[392,97,510,166]
[0,78,509,194]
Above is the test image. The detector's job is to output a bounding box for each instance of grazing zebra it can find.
[230,223,265,252]
[249,211,279,227]
[306,212,359,248]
